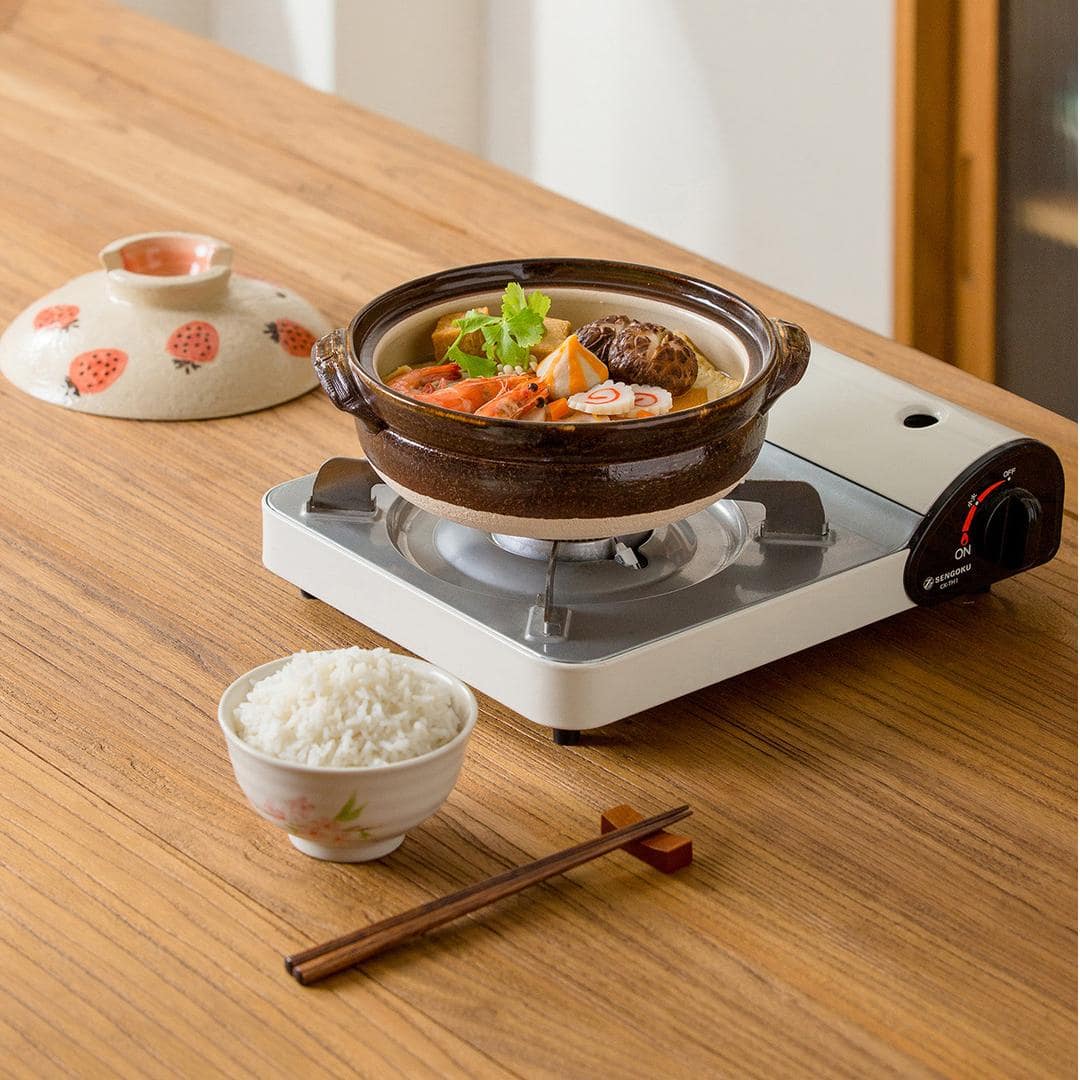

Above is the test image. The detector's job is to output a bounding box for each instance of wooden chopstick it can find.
[287,804,692,985]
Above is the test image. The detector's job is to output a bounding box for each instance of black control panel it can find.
[904,438,1064,606]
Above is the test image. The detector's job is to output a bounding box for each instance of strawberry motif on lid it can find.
[167,321,219,373]
[66,349,127,396]
[34,305,80,332]
[265,319,315,358]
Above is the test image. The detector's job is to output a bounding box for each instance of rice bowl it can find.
[218,649,477,861]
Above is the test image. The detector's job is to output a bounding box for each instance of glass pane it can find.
[997,0,1078,419]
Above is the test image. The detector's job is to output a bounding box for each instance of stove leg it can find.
[552,728,581,746]
[299,588,316,600]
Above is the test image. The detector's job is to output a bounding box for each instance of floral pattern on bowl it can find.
[259,794,373,846]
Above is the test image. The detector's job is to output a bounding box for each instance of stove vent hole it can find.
[903,412,939,428]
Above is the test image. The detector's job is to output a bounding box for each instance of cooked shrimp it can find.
[475,382,550,419]
[419,374,530,414]
[387,362,460,395]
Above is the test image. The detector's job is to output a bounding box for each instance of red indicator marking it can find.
[976,479,1006,503]
[959,479,1006,545]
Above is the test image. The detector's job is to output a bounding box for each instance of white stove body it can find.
[263,344,1060,732]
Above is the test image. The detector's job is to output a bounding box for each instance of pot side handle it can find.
[311,328,385,433]
[763,319,811,411]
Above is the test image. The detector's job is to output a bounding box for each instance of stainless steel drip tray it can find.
[387,500,751,604]
[263,443,921,664]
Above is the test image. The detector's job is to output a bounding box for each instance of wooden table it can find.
[0,2,1075,1076]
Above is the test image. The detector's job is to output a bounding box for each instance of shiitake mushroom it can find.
[577,315,699,395]
[575,314,634,363]
[608,321,698,396]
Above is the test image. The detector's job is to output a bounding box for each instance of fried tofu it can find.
[432,307,489,361]
[432,309,571,363]
[532,317,571,360]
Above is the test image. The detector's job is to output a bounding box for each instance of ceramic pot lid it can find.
[0,231,330,419]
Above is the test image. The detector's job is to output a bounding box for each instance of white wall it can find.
[333,0,486,154]
[212,0,337,93]
[488,0,893,334]
[121,0,894,334]
[123,0,209,34]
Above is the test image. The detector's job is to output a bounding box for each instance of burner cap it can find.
[490,532,653,563]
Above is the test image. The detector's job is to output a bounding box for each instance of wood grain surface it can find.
[0,1,1075,1076]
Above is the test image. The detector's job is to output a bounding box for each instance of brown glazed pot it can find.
[313,259,810,540]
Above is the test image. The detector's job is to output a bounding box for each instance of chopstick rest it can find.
[286,803,693,985]
[601,803,693,873]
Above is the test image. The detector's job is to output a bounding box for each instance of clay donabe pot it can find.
[313,259,810,540]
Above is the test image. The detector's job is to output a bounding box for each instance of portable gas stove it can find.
[263,344,1064,742]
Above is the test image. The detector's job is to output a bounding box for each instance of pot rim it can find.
[345,257,782,429]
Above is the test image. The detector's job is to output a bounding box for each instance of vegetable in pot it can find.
[437,284,568,378]
[606,321,698,397]
[576,314,634,362]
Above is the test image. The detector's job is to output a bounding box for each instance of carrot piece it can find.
[546,396,571,421]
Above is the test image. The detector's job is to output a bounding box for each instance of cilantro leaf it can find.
[505,308,545,348]
[527,290,551,319]
[501,282,528,317]
[446,342,497,378]
[478,322,501,361]
[453,309,498,334]
[496,323,529,367]
[442,283,553,373]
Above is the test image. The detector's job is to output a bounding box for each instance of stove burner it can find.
[490,532,653,564]
[386,499,750,606]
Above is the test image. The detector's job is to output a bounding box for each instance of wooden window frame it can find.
[894,0,999,382]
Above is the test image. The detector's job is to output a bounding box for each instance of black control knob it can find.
[978,488,1042,571]
[905,439,1064,605]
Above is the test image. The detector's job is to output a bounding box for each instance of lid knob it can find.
[100,232,232,307]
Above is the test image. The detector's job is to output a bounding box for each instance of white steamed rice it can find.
[233,647,463,767]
